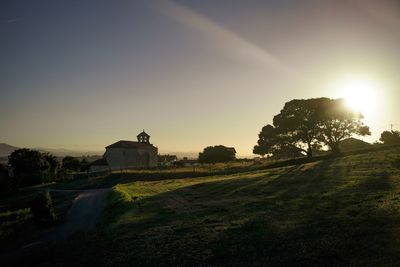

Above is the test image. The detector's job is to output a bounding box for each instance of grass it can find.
[41,143,400,191]
[20,145,400,266]
[0,208,32,240]
[0,190,79,254]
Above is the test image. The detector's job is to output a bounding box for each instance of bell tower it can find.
[137,130,150,143]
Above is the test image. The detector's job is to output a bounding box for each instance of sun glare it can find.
[334,76,379,117]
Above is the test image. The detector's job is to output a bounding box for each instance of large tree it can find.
[198,145,236,163]
[317,98,370,154]
[380,130,400,145]
[8,149,51,187]
[273,98,323,158]
[255,97,371,159]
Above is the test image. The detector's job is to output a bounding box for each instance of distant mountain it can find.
[339,138,371,152]
[0,143,103,158]
[33,147,103,157]
[0,143,19,157]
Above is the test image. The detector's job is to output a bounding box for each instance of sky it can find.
[1,0,400,157]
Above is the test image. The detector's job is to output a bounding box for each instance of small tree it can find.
[80,158,90,172]
[198,145,236,163]
[43,153,60,181]
[30,191,57,227]
[62,156,81,172]
[380,130,400,145]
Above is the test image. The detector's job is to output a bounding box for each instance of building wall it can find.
[104,146,158,170]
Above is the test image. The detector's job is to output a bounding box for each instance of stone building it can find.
[91,131,158,171]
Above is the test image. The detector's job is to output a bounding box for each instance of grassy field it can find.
[22,146,400,266]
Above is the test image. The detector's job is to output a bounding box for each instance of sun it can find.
[334,76,379,117]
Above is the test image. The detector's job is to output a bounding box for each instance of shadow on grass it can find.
[15,156,400,267]
[43,144,400,192]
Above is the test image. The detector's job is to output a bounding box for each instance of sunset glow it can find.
[335,76,379,118]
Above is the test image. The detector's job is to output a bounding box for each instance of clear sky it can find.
[1,0,400,157]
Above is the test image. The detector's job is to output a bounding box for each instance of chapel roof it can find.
[106,140,154,149]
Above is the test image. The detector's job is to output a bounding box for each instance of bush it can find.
[198,145,236,163]
[30,191,57,227]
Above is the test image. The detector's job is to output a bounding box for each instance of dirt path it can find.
[3,188,110,265]
[23,188,110,248]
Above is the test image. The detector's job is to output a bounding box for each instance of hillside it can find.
[0,143,19,157]
[33,147,103,157]
[0,143,102,158]
[339,137,371,152]
[20,146,400,266]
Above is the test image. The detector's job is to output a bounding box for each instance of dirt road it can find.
[24,188,110,247]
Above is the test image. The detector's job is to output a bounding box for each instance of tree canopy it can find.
[380,130,400,145]
[273,98,323,158]
[8,149,55,187]
[62,156,81,172]
[254,97,371,158]
[198,145,236,163]
[253,124,277,157]
[316,98,370,154]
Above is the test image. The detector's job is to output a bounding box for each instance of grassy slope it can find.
[23,147,400,266]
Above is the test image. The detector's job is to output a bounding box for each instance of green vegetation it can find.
[198,145,236,163]
[0,189,78,253]
[7,148,60,189]
[380,130,400,145]
[30,146,400,266]
[30,191,57,227]
[0,208,32,240]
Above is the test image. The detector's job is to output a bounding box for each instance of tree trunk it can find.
[307,142,313,158]
[331,143,341,155]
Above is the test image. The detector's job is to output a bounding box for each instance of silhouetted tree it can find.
[380,130,400,145]
[253,124,277,157]
[8,149,50,187]
[62,156,81,172]
[255,97,370,159]
[80,158,90,172]
[273,98,326,158]
[317,98,370,154]
[270,143,304,159]
[43,153,60,176]
[198,145,236,163]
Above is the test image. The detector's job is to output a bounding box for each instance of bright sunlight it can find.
[334,76,380,117]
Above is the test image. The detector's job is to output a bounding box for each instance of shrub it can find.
[30,191,57,227]
[198,145,236,163]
